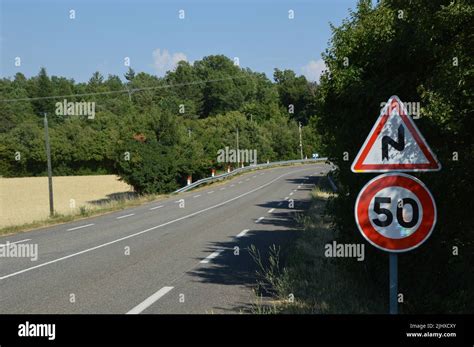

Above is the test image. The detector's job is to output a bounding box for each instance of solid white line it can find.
[284,196,289,200]
[200,249,224,263]
[0,167,311,281]
[255,217,264,223]
[268,208,275,214]
[66,223,94,231]
[207,191,214,194]
[236,229,249,238]
[126,286,174,314]
[0,239,31,247]
[193,194,201,198]
[117,213,135,219]
[149,205,163,210]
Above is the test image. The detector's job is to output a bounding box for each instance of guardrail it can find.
[174,158,329,193]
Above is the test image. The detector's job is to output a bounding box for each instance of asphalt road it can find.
[0,163,331,314]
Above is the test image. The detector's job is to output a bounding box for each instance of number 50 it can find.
[372,197,419,228]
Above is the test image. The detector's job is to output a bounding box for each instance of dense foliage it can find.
[315,0,473,313]
[0,56,321,194]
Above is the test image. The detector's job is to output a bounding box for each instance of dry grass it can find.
[0,175,134,229]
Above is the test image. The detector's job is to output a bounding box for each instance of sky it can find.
[0,0,357,83]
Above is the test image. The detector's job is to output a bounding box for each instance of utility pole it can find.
[236,127,240,164]
[298,122,304,160]
[43,113,54,217]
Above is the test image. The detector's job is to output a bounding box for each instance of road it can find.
[0,163,330,314]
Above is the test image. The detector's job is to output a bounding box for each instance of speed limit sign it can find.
[355,173,436,252]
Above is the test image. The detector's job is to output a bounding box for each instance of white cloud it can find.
[152,49,188,75]
[301,59,327,82]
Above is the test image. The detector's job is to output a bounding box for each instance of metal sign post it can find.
[389,253,398,314]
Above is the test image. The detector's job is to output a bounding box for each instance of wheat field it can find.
[0,175,134,228]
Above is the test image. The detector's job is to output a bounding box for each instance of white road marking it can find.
[298,185,302,189]
[230,184,235,187]
[66,223,94,231]
[245,178,250,181]
[268,208,275,214]
[219,188,226,191]
[289,192,294,196]
[238,181,243,184]
[255,217,264,223]
[126,286,174,314]
[252,175,257,178]
[200,249,224,264]
[117,213,135,220]
[284,196,289,200]
[236,229,250,238]
[207,191,214,194]
[0,239,31,247]
[149,205,163,210]
[0,167,312,281]
[193,194,201,198]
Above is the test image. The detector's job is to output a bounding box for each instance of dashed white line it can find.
[255,216,264,223]
[284,196,289,200]
[252,175,257,178]
[193,194,201,198]
[0,168,311,281]
[219,187,226,191]
[117,213,135,220]
[289,192,294,196]
[200,249,224,264]
[67,223,94,231]
[0,239,31,247]
[207,191,214,194]
[268,208,275,214]
[230,184,235,187]
[149,205,163,210]
[126,286,174,314]
[238,181,243,184]
[236,229,250,238]
[245,178,250,181]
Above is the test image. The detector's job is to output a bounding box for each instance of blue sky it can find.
[0,0,357,83]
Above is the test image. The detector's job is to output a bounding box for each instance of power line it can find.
[0,75,247,103]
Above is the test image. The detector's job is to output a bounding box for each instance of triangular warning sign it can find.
[351,95,441,173]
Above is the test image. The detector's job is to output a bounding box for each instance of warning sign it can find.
[351,96,441,173]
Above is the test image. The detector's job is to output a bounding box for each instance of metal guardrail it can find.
[174,158,329,193]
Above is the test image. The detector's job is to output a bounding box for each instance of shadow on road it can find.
[186,176,319,313]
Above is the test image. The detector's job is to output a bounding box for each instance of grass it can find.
[0,191,169,237]
[251,176,385,314]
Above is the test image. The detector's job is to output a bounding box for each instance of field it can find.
[0,175,134,228]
